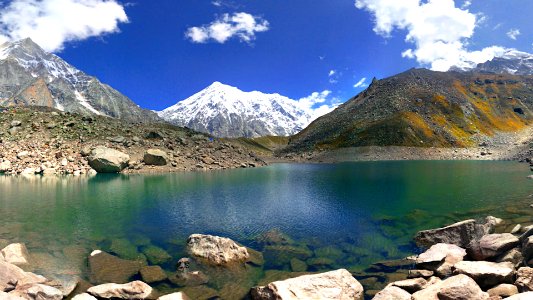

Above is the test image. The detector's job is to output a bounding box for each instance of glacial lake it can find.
[1,161,532,298]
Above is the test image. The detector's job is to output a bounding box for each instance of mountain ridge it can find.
[158,81,317,138]
[0,38,159,123]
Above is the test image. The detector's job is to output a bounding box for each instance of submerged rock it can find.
[141,245,171,265]
[140,266,167,284]
[251,269,363,300]
[186,234,249,266]
[87,281,153,299]
[88,250,142,284]
[87,146,129,173]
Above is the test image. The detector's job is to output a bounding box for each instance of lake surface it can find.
[1,161,532,298]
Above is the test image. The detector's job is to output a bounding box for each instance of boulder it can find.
[416,243,466,268]
[87,281,153,299]
[497,248,524,268]
[521,236,533,261]
[71,294,97,300]
[0,160,11,173]
[0,291,24,300]
[487,284,519,298]
[158,292,191,300]
[141,245,171,265]
[9,284,63,300]
[372,286,410,300]
[414,218,494,248]
[407,270,434,278]
[140,266,167,284]
[515,267,533,292]
[143,149,168,166]
[453,261,515,288]
[88,250,142,284]
[390,278,427,293]
[87,146,129,173]
[412,274,489,300]
[1,244,29,266]
[0,261,46,292]
[251,269,363,300]
[469,233,519,260]
[186,234,249,266]
[504,292,533,299]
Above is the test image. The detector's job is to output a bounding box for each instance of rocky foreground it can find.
[0,107,266,175]
[4,216,533,299]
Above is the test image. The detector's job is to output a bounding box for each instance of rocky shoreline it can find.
[0,107,266,176]
[3,215,533,299]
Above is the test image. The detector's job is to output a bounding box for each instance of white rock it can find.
[158,292,191,300]
[186,234,249,266]
[87,281,153,299]
[1,243,30,266]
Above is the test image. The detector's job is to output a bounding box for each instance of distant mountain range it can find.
[158,82,315,138]
[0,38,158,122]
[472,50,533,75]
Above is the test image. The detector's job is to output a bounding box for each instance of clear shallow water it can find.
[1,161,532,298]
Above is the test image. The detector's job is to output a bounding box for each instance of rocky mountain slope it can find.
[282,69,533,154]
[158,82,314,138]
[0,106,265,175]
[0,38,158,122]
[473,50,533,75]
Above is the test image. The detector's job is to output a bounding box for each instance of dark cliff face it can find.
[283,68,533,153]
[0,38,159,123]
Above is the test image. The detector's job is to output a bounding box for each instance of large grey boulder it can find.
[0,261,47,292]
[251,269,364,300]
[414,218,495,248]
[469,233,519,260]
[143,149,168,166]
[88,147,129,173]
[87,281,153,299]
[453,261,515,288]
[412,274,489,300]
[88,250,142,284]
[186,234,249,266]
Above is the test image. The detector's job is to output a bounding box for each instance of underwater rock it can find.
[140,266,167,284]
[141,245,171,265]
[88,250,142,284]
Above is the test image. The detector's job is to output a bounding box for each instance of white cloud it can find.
[297,90,339,120]
[354,77,368,88]
[461,0,471,9]
[328,70,336,77]
[0,0,128,52]
[355,0,510,71]
[186,12,269,44]
[507,29,521,40]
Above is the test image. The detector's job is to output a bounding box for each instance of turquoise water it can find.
[0,161,532,298]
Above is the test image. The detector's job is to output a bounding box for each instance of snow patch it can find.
[75,90,101,115]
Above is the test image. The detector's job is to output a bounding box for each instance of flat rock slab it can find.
[414,219,492,248]
[416,243,466,267]
[87,281,153,299]
[471,233,519,260]
[390,278,427,293]
[251,269,364,300]
[453,261,515,288]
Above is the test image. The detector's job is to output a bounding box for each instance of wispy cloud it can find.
[297,90,338,120]
[353,77,368,88]
[186,12,269,44]
[355,0,509,71]
[0,0,128,52]
[507,28,521,40]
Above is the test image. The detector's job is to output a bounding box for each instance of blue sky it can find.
[0,0,532,112]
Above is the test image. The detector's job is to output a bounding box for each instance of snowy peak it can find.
[472,49,533,75]
[0,38,158,122]
[159,82,313,138]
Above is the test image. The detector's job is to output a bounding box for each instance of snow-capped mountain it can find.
[0,38,158,122]
[472,50,533,75]
[159,82,315,138]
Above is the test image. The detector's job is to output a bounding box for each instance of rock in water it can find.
[10,283,63,300]
[87,147,129,173]
[251,269,364,300]
[87,281,152,299]
[414,218,494,248]
[1,243,30,266]
[143,149,168,166]
[186,234,249,266]
[88,250,142,284]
